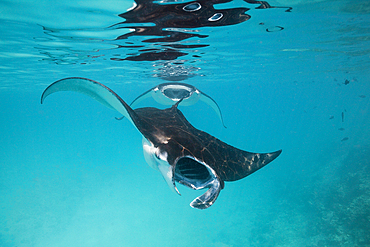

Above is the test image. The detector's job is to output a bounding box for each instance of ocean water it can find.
[1,0,370,246]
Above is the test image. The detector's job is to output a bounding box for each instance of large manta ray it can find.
[41,77,282,209]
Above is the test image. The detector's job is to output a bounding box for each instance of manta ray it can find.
[116,82,227,128]
[41,77,282,209]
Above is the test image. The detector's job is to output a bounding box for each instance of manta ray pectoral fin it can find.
[199,91,226,128]
[190,179,221,210]
[130,87,155,109]
[41,77,136,126]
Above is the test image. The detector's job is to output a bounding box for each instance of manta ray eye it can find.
[175,157,210,181]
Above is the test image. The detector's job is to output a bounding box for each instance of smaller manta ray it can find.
[116,82,227,128]
[41,77,282,209]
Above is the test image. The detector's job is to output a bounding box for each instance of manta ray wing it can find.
[41,77,137,126]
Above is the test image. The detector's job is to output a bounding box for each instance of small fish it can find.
[344,79,350,85]
[341,112,344,122]
[338,128,345,131]
[329,116,334,120]
[341,137,349,142]
[359,95,366,98]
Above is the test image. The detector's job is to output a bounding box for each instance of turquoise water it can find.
[1,0,370,246]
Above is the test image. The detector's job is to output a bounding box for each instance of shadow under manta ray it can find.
[41,77,282,209]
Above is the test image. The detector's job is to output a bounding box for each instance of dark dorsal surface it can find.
[131,104,281,183]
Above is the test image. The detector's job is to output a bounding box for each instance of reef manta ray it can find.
[116,82,227,128]
[41,77,282,209]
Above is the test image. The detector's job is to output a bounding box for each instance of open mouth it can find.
[161,84,193,101]
[174,156,214,188]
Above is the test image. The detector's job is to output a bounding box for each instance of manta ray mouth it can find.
[174,156,214,188]
[174,156,221,209]
[163,88,191,101]
[160,84,193,101]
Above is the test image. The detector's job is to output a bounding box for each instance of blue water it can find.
[1,0,370,246]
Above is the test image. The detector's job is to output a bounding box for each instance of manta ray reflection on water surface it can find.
[41,77,282,209]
